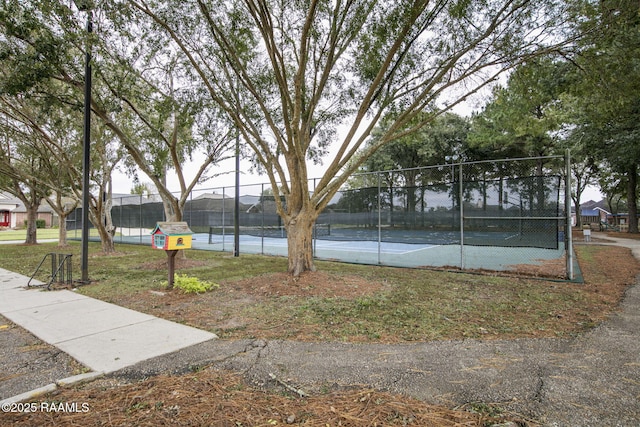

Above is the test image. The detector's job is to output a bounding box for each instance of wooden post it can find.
[166,250,178,289]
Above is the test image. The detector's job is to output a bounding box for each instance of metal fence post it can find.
[189,189,193,225]
[234,136,240,257]
[459,159,464,270]
[565,149,574,280]
[312,179,316,258]
[139,194,143,244]
[222,186,226,252]
[378,172,382,265]
[117,197,122,243]
[261,183,265,255]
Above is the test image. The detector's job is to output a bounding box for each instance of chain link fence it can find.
[69,155,574,279]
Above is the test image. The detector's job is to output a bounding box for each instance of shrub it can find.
[172,274,219,294]
[24,219,47,229]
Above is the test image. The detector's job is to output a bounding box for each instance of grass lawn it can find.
[0,228,61,241]
[1,239,637,342]
[0,228,105,241]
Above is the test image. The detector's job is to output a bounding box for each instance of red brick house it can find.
[0,192,56,228]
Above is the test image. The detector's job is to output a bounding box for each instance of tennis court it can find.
[75,155,575,279]
[116,230,565,271]
[192,228,566,273]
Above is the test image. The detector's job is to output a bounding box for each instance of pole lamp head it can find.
[73,0,94,11]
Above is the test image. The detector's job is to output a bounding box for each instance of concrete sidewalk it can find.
[0,268,216,377]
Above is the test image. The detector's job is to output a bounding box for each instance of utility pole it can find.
[74,0,94,284]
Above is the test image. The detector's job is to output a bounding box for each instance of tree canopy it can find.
[2,0,607,273]
[570,0,640,231]
[0,0,235,232]
[114,0,575,274]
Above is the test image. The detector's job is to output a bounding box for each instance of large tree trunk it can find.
[285,211,318,276]
[46,196,77,248]
[25,204,38,245]
[58,213,69,247]
[88,207,116,254]
[159,190,184,222]
[86,188,116,254]
[628,163,638,233]
[574,200,582,229]
[14,183,42,245]
[97,225,116,253]
[100,194,116,254]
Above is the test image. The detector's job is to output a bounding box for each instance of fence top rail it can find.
[464,216,566,220]
[351,155,565,178]
[109,155,567,201]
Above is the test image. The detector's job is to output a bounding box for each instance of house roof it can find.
[581,206,611,216]
[581,209,600,216]
[0,192,54,213]
[0,192,19,211]
[581,199,609,211]
[194,193,227,200]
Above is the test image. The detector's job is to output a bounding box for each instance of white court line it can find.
[313,240,351,248]
[400,245,442,254]
[315,240,440,255]
[202,234,441,255]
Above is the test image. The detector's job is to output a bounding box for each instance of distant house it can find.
[244,195,283,214]
[581,207,610,226]
[573,198,640,231]
[190,193,238,212]
[0,192,57,228]
[607,213,640,232]
[572,200,611,228]
[0,193,19,228]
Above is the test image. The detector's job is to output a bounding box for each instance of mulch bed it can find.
[4,369,529,426]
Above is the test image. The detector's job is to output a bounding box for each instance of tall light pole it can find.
[233,75,241,257]
[74,0,93,283]
[234,126,240,257]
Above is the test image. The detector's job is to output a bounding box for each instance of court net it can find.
[208,223,331,243]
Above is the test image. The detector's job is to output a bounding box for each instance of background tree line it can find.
[354,0,639,232]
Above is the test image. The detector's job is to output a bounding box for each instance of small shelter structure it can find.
[151,222,193,250]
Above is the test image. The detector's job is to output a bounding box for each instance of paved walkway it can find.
[0,268,216,402]
[1,233,639,426]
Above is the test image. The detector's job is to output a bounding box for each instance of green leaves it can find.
[469,58,574,159]
[448,0,473,20]
[0,3,64,94]
[171,274,219,294]
[362,112,470,177]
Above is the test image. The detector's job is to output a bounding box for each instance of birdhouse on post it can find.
[151,222,193,288]
[152,222,193,250]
